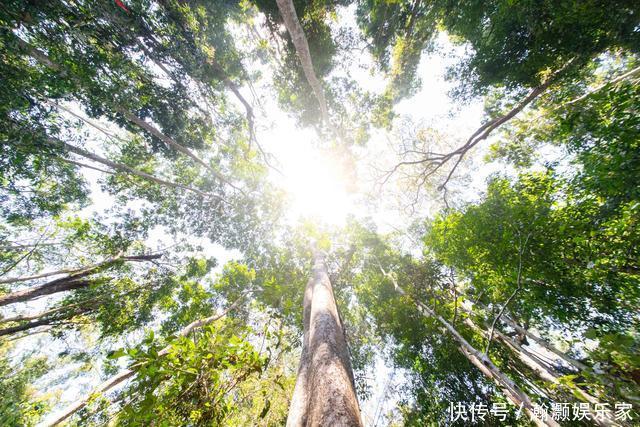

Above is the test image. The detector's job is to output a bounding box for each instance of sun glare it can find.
[275,140,355,226]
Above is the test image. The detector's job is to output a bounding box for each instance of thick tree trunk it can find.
[0,279,91,307]
[286,249,362,427]
[0,254,161,307]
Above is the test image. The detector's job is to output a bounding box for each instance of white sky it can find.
[257,31,489,233]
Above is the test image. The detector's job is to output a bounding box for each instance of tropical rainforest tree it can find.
[1,0,638,426]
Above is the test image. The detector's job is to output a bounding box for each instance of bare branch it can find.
[384,59,576,192]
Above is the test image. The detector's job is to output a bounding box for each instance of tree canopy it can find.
[1,0,639,425]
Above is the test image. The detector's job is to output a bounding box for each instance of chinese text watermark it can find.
[448,401,634,423]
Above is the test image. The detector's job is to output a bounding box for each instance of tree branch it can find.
[274,0,330,125]
[45,292,250,426]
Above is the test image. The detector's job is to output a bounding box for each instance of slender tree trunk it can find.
[464,317,561,384]
[460,295,624,416]
[1,267,86,285]
[0,254,161,307]
[461,297,589,373]
[462,317,616,426]
[0,281,158,326]
[116,109,240,193]
[274,0,330,125]
[44,137,218,200]
[1,299,96,325]
[445,287,615,424]
[380,270,558,427]
[500,313,589,371]
[287,249,362,427]
[0,306,91,337]
[412,296,557,427]
[151,1,257,145]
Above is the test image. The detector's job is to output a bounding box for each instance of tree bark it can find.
[286,249,362,427]
[0,254,161,307]
[274,0,330,125]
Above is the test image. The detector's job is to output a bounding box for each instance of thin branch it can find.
[384,58,576,191]
[46,137,226,202]
[58,157,115,175]
[15,36,241,196]
[484,231,531,355]
[46,291,251,426]
[0,229,50,277]
[562,64,640,107]
[46,101,128,144]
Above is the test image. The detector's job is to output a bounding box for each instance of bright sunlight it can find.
[264,125,357,226]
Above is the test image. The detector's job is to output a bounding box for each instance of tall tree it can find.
[287,247,362,426]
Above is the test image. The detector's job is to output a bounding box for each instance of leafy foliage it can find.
[112,324,265,426]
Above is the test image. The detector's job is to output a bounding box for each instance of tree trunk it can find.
[0,254,161,307]
[382,273,558,427]
[0,306,91,337]
[286,249,362,427]
[1,253,156,285]
[274,0,330,125]
[462,317,616,426]
[501,313,590,371]
[409,301,557,427]
[0,279,92,307]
